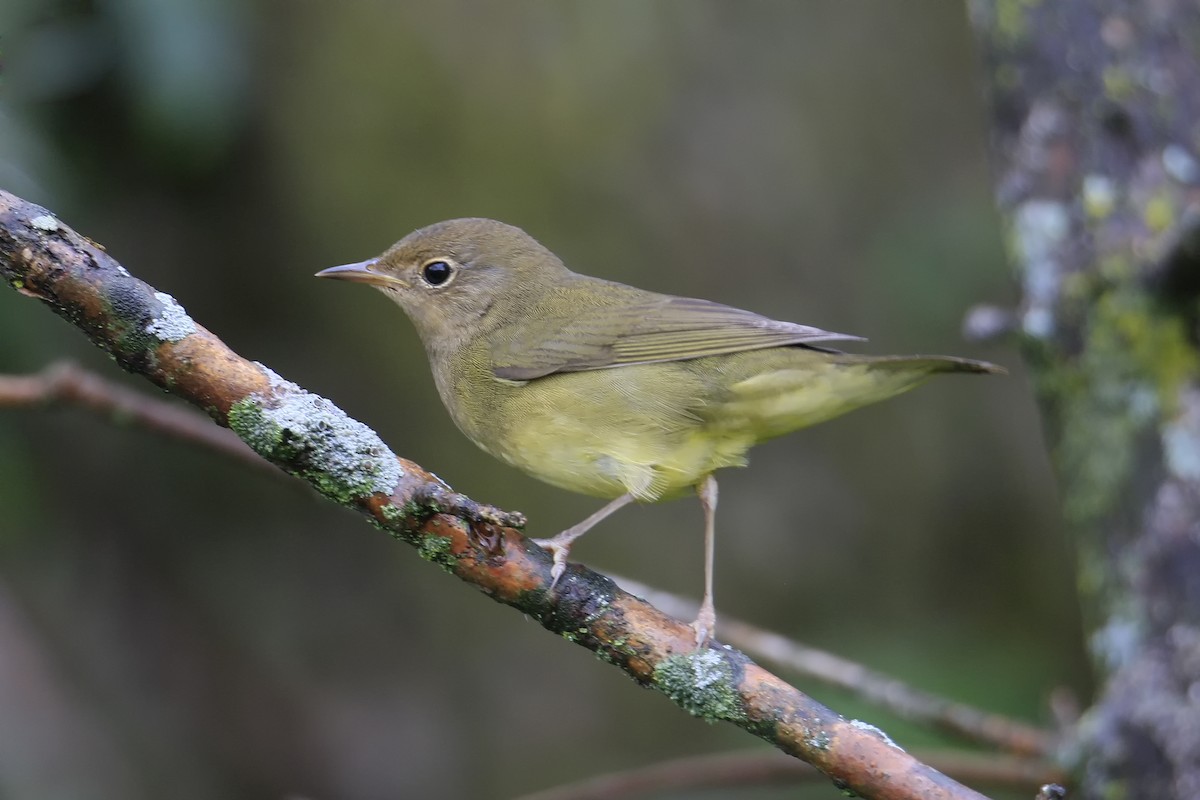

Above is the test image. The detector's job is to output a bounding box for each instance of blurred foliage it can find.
[0,2,1081,799]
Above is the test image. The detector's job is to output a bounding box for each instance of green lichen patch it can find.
[1052,287,1199,526]
[417,534,457,572]
[653,649,746,724]
[228,397,284,455]
[374,501,430,543]
[1098,291,1197,403]
[601,634,640,664]
[228,365,403,503]
[994,0,1043,44]
[376,506,410,537]
[1101,65,1135,102]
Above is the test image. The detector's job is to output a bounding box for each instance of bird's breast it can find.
[434,355,750,500]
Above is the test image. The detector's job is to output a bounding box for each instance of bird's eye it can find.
[421,260,454,286]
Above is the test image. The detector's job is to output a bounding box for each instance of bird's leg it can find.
[533,493,634,588]
[692,474,719,648]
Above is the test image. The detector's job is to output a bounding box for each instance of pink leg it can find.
[692,474,718,647]
[533,493,635,588]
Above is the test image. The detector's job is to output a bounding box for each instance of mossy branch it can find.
[0,188,997,800]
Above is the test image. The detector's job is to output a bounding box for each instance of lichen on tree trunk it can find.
[970,1,1200,797]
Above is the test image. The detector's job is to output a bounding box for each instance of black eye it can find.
[422,260,453,286]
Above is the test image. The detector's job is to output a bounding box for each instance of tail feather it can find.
[716,352,1004,442]
[840,354,1006,376]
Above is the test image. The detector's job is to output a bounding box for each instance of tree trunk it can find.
[970,2,1200,797]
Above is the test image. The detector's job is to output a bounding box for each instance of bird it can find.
[317,218,1002,646]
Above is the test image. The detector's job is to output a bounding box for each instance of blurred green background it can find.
[0,2,1081,798]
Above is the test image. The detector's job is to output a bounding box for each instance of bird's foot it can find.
[690,603,716,649]
[531,536,572,589]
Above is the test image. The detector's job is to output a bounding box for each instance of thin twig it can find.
[613,575,1058,757]
[515,749,1067,800]
[0,360,272,472]
[0,189,992,800]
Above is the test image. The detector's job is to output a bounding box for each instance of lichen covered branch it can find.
[614,575,1057,757]
[0,188,989,800]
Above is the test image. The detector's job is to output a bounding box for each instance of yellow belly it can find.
[496,414,750,500]
[441,347,952,502]
[488,367,751,500]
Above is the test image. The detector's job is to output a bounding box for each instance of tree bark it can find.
[970,2,1200,797]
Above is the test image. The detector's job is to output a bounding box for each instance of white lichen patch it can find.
[1164,144,1200,184]
[581,592,612,625]
[804,729,832,751]
[145,291,197,342]
[1129,387,1160,425]
[1013,199,1070,339]
[1091,617,1141,672]
[849,718,903,750]
[1165,395,1200,482]
[31,214,60,232]
[232,365,402,500]
[1083,174,1117,219]
[652,648,745,723]
[688,648,726,690]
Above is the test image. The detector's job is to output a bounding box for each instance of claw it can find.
[691,603,716,649]
[530,494,636,592]
[532,537,571,589]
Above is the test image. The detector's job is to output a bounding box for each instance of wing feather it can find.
[491,293,861,381]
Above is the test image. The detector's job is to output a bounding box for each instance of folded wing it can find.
[491,294,862,381]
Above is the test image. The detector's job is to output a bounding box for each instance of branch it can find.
[0,360,273,473]
[0,189,991,800]
[612,575,1058,757]
[0,360,1056,760]
[515,749,1067,800]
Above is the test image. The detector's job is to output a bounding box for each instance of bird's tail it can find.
[717,352,1004,443]
[836,354,1006,376]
